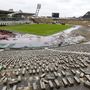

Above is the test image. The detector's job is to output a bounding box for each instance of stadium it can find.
[0,1,90,90]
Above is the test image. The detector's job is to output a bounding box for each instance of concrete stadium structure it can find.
[82,11,90,20]
[0,9,35,25]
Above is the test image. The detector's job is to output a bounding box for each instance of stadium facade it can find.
[0,9,35,25]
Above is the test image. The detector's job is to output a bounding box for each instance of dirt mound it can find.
[0,30,15,40]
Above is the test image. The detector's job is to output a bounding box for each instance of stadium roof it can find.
[0,10,35,16]
[13,12,35,16]
[0,10,14,14]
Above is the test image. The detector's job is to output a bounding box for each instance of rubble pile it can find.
[0,30,15,40]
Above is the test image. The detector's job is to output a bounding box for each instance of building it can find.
[0,9,35,25]
[12,12,35,21]
[82,11,90,20]
[0,10,14,21]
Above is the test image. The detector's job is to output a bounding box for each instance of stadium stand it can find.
[31,17,53,24]
[0,10,35,25]
[82,11,90,20]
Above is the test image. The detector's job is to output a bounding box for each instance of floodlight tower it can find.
[35,4,41,17]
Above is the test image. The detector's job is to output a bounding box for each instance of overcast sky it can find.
[0,0,90,17]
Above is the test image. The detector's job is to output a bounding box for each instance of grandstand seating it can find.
[31,18,53,24]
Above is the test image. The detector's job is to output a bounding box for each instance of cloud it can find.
[0,0,90,17]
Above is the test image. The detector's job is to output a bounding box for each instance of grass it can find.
[0,24,71,36]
